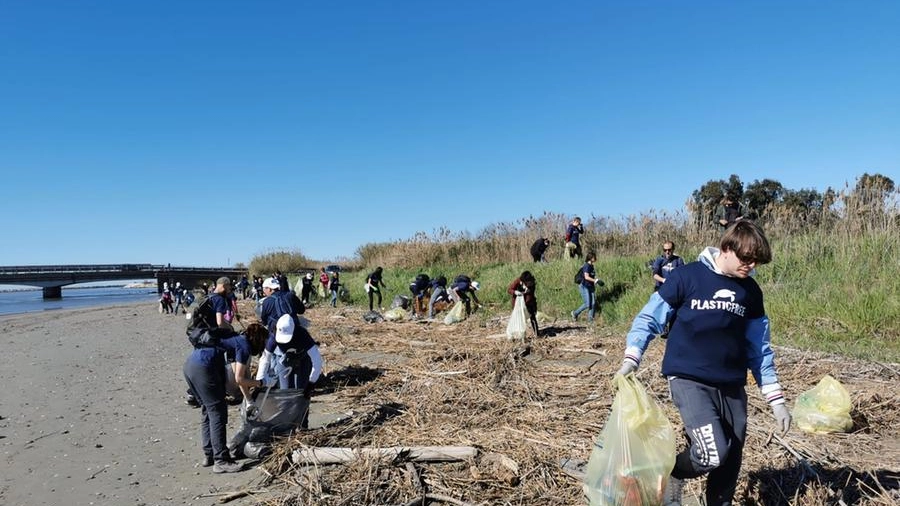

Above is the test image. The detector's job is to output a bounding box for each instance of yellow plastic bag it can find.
[584,374,676,506]
[443,300,466,325]
[793,375,853,434]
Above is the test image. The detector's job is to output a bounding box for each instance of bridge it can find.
[0,264,248,299]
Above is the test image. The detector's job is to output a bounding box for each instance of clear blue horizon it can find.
[2,1,898,267]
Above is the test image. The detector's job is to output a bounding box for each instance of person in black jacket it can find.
[530,237,551,262]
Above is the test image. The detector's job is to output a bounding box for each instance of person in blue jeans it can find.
[329,271,340,307]
[571,252,599,322]
[183,322,269,473]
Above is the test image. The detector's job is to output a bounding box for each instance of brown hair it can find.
[720,221,772,265]
[243,322,269,356]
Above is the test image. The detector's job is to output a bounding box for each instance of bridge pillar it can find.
[43,286,62,299]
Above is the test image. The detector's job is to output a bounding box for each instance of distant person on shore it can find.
[715,192,746,228]
[565,217,585,259]
[408,273,431,319]
[160,284,174,314]
[183,322,270,473]
[530,237,551,263]
[427,275,450,319]
[172,282,186,314]
[571,252,599,323]
[365,267,387,312]
[329,270,340,308]
[237,275,250,300]
[615,220,791,505]
[275,271,290,293]
[507,270,539,337]
[449,274,480,316]
[300,273,314,306]
[319,267,330,299]
[652,241,685,291]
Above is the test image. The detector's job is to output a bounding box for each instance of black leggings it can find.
[368,288,382,310]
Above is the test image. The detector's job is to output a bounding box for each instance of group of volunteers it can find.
[181,274,322,474]
[180,205,793,506]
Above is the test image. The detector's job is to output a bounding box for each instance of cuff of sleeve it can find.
[760,382,785,405]
[624,346,643,367]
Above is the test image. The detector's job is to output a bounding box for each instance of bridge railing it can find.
[0,264,158,274]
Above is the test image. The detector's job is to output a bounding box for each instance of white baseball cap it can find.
[263,278,280,290]
[275,314,295,344]
[471,281,480,291]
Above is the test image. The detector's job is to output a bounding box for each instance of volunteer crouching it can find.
[182,322,270,473]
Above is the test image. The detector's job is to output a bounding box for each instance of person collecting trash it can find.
[615,220,791,506]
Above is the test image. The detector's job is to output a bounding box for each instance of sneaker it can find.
[571,311,577,322]
[200,455,214,467]
[663,476,684,505]
[185,395,200,408]
[212,460,244,474]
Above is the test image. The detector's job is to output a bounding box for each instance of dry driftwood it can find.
[291,446,478,465]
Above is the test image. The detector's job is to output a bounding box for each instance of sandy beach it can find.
[0,302,274,506]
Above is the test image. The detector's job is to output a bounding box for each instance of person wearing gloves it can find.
[507,271,539,337]
[615,220,791,506]
[256,314,323,391]
[365,266,388,311]
[256,314,323,428]
[182,322,270,473]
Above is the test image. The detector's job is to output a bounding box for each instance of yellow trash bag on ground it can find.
[443,300,466,325]
[383,307,406,321]
[584,374,676,506]
[793,375,853,434]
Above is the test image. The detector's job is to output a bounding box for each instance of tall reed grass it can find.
[332,186,900,361]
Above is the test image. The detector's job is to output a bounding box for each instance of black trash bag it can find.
[390,295,411,310]
[363,310,384,323]
[228,388,309,459]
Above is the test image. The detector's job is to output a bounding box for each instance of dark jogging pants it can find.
[668,376,747,506]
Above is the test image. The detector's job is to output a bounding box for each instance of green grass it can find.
[328,231,900,363]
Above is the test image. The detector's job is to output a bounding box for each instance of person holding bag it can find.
[507,271,538,337]
[615,221,791,506]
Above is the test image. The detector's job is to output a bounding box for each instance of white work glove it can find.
[616,358,638,377]
[772,403,792,436]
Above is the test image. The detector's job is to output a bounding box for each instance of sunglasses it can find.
[663,248,673,253]
[735,252,759,266]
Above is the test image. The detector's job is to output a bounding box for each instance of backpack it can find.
[186,294,214,336]
[454,274,471,285]
[574,269,584,285]
[414,273,430,286]
[187,326,234,348]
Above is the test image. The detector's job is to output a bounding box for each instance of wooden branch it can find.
[559,348,606,356]
[291,446,478,465]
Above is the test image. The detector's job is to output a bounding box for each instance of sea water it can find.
[0,286,159,316]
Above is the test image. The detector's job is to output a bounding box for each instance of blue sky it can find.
[2,1,898,267]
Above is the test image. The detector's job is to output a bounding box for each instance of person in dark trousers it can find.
[530,237,551,262]
[365,266,387,311]
[652,240,685,291]
[565,217,585,258]
[571,252,599,322]
[616,220,791,505]
[183,322,269,473]
[507,270,539,337]
[449,275,480,316]
[300,272,314,306]
[408,273,431,318]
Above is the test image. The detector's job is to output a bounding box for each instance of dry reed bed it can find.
[246,308,899,505]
